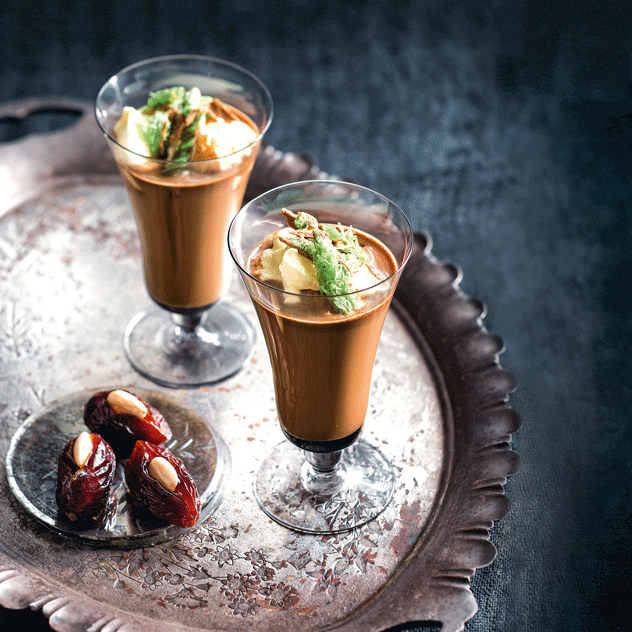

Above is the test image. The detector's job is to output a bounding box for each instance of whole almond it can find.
[107,389,148,418]
[73,431,93,467]
[148,456,179,492]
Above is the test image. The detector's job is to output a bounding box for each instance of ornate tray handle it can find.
[0,98,330,218]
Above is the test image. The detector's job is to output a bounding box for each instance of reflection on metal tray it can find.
[0,99,519,632]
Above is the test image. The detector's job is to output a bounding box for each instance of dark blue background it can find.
[1,0,630,630]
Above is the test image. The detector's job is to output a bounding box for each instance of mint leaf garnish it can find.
[310,231,361,313]
[132,86,214,171]
[138,110,170,157]
[281,208,363,314]
[167,111,202,161]
[323,223,368,270]
[142,87,187,112]
[293,211,318,230]
[137,87,212,168]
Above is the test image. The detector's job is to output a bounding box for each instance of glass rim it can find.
[94,54,273,166]
[228,179,414,300]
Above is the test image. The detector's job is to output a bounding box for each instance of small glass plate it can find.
[5,387,230,548]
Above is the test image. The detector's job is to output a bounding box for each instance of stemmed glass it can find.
[228,180,413,533]
[95,55,273,387]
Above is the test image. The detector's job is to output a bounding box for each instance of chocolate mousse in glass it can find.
[228,180,413,533]
[95,55,273,387]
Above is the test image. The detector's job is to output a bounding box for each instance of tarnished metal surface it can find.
[0,100,519,632]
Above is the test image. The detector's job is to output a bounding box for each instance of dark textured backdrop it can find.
[1,0,630,630]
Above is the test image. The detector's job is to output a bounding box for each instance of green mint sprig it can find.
[164,111,203,172]
[282,209,365,314]
[322,223,368,271]
[137,110,170,157]
[137,87,213,170]
[141,87,195,114]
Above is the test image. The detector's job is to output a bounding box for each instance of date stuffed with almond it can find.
[124,440,200,528]
[56,431,116,525]
[84,389,172,458]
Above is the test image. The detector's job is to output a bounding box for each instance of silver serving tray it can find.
[0,99,520,632]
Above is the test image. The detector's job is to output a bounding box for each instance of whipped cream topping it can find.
[191,116,258,169]
[113,106,153,164]
[258,228,321,295]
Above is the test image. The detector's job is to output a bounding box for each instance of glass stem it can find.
[171,312,203,333]
[162,311,206,357]
[301,450,345,495]
[304,450,342,472]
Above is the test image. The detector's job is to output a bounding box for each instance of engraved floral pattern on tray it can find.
[0,180,444,630]
[2,453,431,625]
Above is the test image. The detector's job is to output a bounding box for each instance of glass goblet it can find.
[95,55,273,387]
[228,180,413,533]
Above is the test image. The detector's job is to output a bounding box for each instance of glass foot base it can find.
[255,440,396,534]
[123,303,255,388]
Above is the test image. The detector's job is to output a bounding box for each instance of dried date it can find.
[56,431,116,526]
[124,440,200,528]
[84,389,172,458]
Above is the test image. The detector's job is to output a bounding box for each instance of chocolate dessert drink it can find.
[114,89,261,311]
[229,181,413,533]
[246,216,398,452]
[95,56,273,387]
